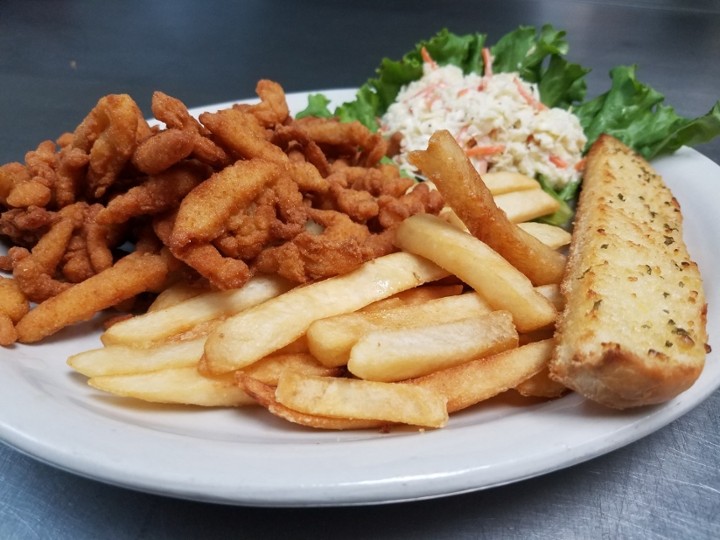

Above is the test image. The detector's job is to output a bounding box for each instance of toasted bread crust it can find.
[550,135,708,409]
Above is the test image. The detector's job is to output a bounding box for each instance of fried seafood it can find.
[0,79,444,343]
[151,91,231,169]
[0,276,29,346]
[96,161,211,225]
[72,94,149,198]
[131,128,195,175]
[15,251,169,343]
[169,159,283,248]
[200,108,290,163]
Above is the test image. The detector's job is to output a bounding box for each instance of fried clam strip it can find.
[131,128,196,176]
[169,159,283,248]
[8,201,124,301]
[0,162,34,206]
[154,213,252,290]
[72,94,149,198]
[410,339,554,413]
[0,276,29,346]
[9,212,77,303]
[15,251,168,343]
[95,161,211,225]
[202,252,449,374]
[409,130,566,286]
[292,117,387,167]
[150,91,230,169]
[5,142,54,208]
[246,79,290,128]
[199,107,289,163]
[0,205,55,248]
[252,208,397,283]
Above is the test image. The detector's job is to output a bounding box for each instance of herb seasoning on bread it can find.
[550,134,709,409]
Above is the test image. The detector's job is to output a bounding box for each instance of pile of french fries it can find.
[68,130,572,430]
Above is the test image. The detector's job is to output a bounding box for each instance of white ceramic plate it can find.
[1,90,718,507]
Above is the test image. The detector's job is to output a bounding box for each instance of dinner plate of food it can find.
[1,26,718,505]
[0,87,717,506]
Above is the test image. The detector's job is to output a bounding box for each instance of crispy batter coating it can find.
[200,108,289,163]
[131,128,195,175]
[0,276,29,345]
[0,206,56,246]
[10,215,76,302]
[154,213,251,290]
[97,161,210,225]
[72,94,146,198]
[54,145,90,207]
[151,91,231,169]
[15,251,169,343]
[243,79,290,128]
[170,159,283,247]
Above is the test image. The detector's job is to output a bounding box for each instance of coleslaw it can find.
[380,61,586,188]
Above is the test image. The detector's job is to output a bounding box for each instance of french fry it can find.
[202,252,449,374]
[273,335,310,354]
[68,338,204,377]
[238,374,386,430]
[481,171,541,194]
[348,310,518,382]
[240,353,342,385]
[395,214,556,333]
[359,284,463,313]
[274,371,449,428]
[307,292,493,367]
[517,222,572,249]
[535,283,563,310]
[515,367,568,399]
[147,282,207,312]
[162,318,221,343]
[409,130,566,285]
[438,206,469,231]
[89,367,254,407]
[411,339,554,413]
[16,252,168,344]
[101,275,292,346]
[494,189,561,223]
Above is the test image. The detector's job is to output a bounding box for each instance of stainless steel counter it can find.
[1,1,719,537]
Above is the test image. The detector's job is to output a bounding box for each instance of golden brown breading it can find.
[131,128,195,175]
[72,94,146,198]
